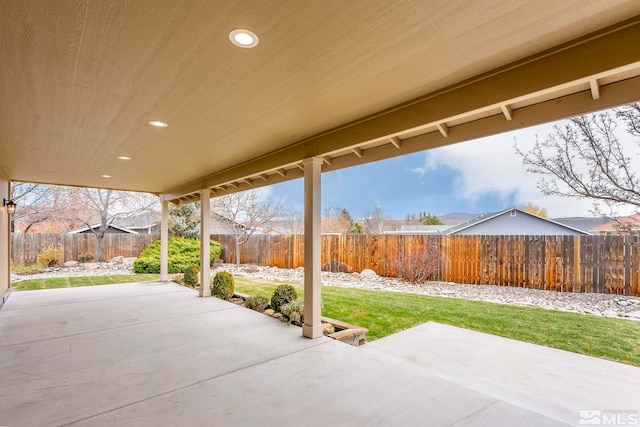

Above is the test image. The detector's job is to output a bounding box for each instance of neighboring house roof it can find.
[590,213,640,233]
[552,217,612,233]
[67,224,139,234]
[446,208,590,236]
[392,225,454,234]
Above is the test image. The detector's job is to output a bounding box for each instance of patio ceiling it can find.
[1,1,640,204]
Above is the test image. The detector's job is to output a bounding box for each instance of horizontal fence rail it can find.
[11,233,158,264]
[212,234,640,296]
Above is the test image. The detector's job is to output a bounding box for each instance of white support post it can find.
[160,198,169,281]
[302,157,323,338]
[0,177,10,305]
[199,189,211,297]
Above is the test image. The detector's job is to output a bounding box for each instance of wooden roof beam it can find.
[501,104,513,121]
[436,123,449,137]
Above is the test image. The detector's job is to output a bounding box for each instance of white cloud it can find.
[416,123,602,217]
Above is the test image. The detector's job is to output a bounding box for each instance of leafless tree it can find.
[362,206,388,235]
[321,207,352,234]
[516,103,640,218]
[212,190,283,264]
[63,188,159,261]
[276,206,304,235]
[10,182,70,232]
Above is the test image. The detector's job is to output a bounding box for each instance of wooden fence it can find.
[11,233,158,264]
[212,234,640,296]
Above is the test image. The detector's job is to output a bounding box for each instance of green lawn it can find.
[234,277,640,366]
[11,274,160,291]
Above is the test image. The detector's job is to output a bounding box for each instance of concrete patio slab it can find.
[0,282,635,426]
[364,322,640,426]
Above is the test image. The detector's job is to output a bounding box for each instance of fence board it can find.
[11,233,157,264]
[209,234,639,296]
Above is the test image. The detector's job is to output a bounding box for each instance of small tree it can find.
[169,202,200,238]
[322,206,352,234]
[212,190,283,265]
[519,202,548,218]
[362,206,388,235]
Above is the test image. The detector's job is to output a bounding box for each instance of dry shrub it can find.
[394,244,442,284]
[37,247,64,267]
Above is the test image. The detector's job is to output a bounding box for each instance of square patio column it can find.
[0,177,10,306]
[199,189,211,297]
[160,198,169,281]
[303,157,323,338]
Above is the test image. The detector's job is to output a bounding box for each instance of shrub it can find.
[244,295,269,311]
[37,247,63,267]
[211,271,235,300]
[78,253,95,263]
[280,298,304,324]
[182,265,199,287]
[394,242,442,284]
[270,284,297,313]
[133,237,222,274]
[171,273,184,284]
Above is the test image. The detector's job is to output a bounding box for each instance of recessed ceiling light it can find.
[101,175,112,178]
[117,156,131,160]
[229,29,259,48]
[149,120,168,128]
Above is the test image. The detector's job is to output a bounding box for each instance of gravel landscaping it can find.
[214,263,640,320]
[11,261,640,320]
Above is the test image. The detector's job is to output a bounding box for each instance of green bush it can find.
[182,265,199,287]
[37,247,63,267]
[211,271,235,300]
[78,253,95,263]
[244,295,269,311]
[270,284,297,313]
[280,298,304,324]
[133,237,222,274]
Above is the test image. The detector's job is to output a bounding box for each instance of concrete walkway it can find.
[0,282,637,426]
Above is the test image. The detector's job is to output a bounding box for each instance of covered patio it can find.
[2,3,640,425]
[2,282,638,426]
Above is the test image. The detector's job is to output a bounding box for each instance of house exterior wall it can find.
[451,211,585,236]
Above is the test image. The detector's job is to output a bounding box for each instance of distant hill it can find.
[438,212,482,225]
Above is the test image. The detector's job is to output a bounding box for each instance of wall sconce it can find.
[3,198,16,215]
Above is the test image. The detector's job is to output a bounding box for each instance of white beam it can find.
[160,199,169,281]
[390,136,401,148]
[302,157,323,339]
[257,174,268,181]
[296,163,305,171]
[322,156,332,166]
[275,169,286,177]
[352,147,363,158]
[437,123,449,137]
[501,105,513,121]
[590,79,600,100]
[199,189,211,297]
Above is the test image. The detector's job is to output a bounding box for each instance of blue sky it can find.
[267,118,627,219]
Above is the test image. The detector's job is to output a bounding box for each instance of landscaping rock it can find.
[64,261,79,267]
[360,269,377,278]
[111,256,124,264]
[626,310,640,319]
[123,257,137,265]
[616,300,629,306]
[83,263,99,270]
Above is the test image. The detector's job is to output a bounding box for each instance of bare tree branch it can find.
[515,103,640,219]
